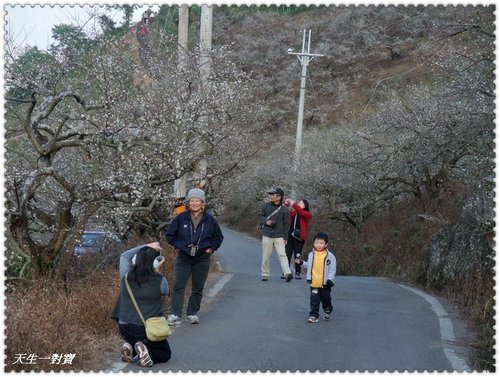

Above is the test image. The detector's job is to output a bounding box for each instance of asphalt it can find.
[109,226,472,372]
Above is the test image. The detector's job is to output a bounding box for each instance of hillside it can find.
[212,5,456,131]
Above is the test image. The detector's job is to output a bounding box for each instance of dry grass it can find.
[5,273,121,372]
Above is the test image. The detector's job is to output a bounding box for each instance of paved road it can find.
[115,226,471,372]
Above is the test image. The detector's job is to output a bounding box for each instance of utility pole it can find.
[288,29,323,198]
[173,5,190,201]
[193,4,213,191]
[199,5,213,83]
[178,5,189,65]
[172,5,213,206]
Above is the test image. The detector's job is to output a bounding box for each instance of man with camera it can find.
[258,188,292,282]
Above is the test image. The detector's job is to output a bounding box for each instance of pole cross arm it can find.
[287,51,325,58]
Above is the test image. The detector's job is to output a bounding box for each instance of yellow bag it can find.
[145,316,172,341]
[124,273,172,341]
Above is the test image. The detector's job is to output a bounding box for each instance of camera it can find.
[153,256,162,270]
[190,245,197,256]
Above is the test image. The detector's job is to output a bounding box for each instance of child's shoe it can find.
[307,316,319,323]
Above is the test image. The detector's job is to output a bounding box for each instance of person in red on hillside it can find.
[284,197,311,279]
[142,9,153,26]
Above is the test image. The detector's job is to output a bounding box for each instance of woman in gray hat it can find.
[165,188,224,325]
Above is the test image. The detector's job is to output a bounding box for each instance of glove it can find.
[326,280,334,288]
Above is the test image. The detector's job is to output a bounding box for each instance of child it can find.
[295,232,336,323]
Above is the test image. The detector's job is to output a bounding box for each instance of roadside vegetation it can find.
[4,5,494,371]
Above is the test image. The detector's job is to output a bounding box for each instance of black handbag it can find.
[291,216,302,240]
[292,228,301,240]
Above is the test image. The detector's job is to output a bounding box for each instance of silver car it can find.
[73,231,122,256]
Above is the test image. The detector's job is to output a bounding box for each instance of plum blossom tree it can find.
[5,23,263,278]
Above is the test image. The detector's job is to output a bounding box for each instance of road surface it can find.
[112,226,471,372]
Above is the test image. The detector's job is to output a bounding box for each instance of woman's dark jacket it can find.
[111,245,168,326]
[165,210,224,257]
[111,274,165,326]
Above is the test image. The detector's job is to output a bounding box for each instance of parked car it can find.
[73,231,122,256]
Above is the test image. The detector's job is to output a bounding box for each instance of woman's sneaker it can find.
[167,314,181,326]
[187,315,200,324]
[324,313,331,321]
[307,316,319,323]
[134,341,153,367]
[120,342,133,363]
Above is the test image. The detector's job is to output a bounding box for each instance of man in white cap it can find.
[165,188,224,325]
[258,187,292,282]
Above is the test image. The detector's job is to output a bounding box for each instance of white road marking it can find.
[399,284,471,371]
[206,273,234,298]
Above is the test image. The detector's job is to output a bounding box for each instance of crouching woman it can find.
[111,242,172,367]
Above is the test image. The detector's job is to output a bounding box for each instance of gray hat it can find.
[186,188,206,202]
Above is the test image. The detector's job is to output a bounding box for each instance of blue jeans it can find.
[309,287,332,318]
[118,323,171,363]
[170,252,211,317]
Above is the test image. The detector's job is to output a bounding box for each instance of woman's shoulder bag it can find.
[124,273,172,341]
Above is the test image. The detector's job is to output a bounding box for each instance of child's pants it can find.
[309,286,332,318]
